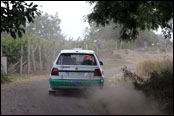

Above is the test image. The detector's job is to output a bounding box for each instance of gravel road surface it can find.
[1,65,136,115]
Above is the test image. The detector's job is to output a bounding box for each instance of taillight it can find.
[94,68,102,76]
[51,68,59,76]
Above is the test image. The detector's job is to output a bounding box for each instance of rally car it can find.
[49,48,104,94]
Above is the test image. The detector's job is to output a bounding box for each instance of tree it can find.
[1,1,40,39]
[83,21,171,50]
[25,12,64,40]
[86,1,173,41]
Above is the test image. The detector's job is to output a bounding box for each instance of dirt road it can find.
[3,64,159,115]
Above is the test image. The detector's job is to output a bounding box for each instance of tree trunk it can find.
[38,41,42,72]
[20,45,23,74]
[31,44,36,72]
[115,40,117,50]
[96,41,98,55]
[53,41,56,61]
[85,41,88,50]
[120,41,123,49]
[27,39,31,74]
[1,40,2,56]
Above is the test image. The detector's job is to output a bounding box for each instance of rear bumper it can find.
[49,78,104,89]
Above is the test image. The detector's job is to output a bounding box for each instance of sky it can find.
[30,1,172,41]
[31,1,94,40]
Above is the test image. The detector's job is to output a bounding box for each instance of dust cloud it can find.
[83,82,162,115]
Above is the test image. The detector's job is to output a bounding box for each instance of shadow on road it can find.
[51,89,91,98]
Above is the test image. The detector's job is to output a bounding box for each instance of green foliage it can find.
[1,11,66,73]
[1,35,28,65]
[1,73,11,83]
[1,33,65,73]
[87,1,173,41]
[1,1,41,39]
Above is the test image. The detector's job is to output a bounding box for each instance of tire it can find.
[49,88,56,95]
[100,85,104,90]
[99,83,104,90]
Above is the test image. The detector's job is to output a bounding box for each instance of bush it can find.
[134,70,173,115]
[122,59,173,114]
[1,73,11,83]
[1,35,28,65]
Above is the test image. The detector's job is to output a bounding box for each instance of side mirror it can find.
[100,61,103,65]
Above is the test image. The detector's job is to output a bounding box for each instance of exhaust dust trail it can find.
[82,82,162,115]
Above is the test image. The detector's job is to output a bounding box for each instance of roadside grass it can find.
[112,49,149,64]
[1,73,31,84]
[136,58,173,79]
[7,73,30,81]
[1,73,49,84]
[110,58,173,115]
[101,58,130,70]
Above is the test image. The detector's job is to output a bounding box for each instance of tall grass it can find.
[136,58,173,79]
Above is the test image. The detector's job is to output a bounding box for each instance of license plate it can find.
[84,73,93,77]
[70,72,84,76]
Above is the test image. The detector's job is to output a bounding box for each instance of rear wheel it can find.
[99,84,104,90]
[49,87,56,95]
[99,82,104,90]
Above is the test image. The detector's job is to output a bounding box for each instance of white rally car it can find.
[49,48,104,93]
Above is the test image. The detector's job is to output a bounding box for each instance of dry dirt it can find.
[1,64,162,115]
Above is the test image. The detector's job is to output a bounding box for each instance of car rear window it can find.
[56,53,97,65]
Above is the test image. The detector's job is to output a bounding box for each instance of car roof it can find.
[60,49,95,54]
